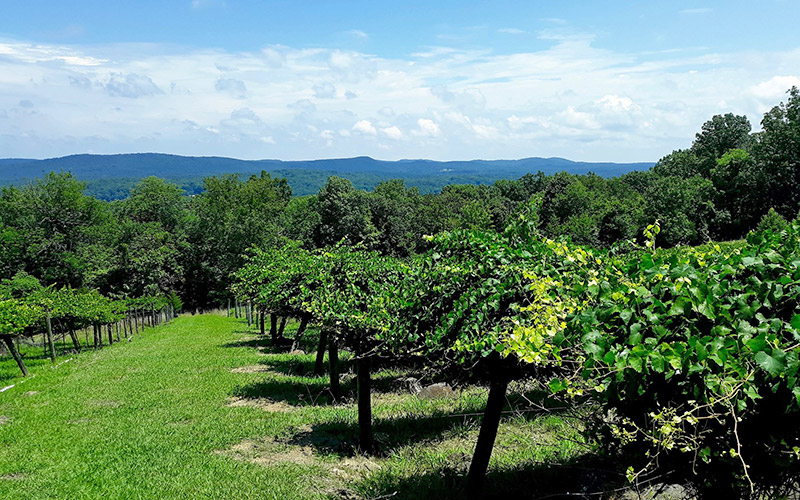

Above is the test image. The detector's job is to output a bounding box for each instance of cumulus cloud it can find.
[68,75,92,89]
[595,95,638,112]
[415,118,440,137]
[353,120,377,135]
[749,76,800,100]
[288,99,316,113]
[215,78,247,98]
[312,82,337,99]
[104,73,162,98]
[381,126,403,140]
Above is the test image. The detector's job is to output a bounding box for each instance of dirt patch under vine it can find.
[225,396,294,413]
[216,434,381,485]
[230,365,275,374]
[0,473,25,481]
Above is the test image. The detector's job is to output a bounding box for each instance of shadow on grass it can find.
[221,326,322,353]
[255,355,355,377]
[312,413,486,454]
[354,455,633,500]
[221,336,277,350]
[232,377,347,407]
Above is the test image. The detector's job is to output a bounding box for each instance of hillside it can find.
[0,153,653,198]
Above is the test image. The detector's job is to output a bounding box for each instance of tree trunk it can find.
[115,322,120,342]
[278,316,287,338]
[357,356,373,453]
[328,338,341,400]
[291,317,309,351]
[314,327,329,376]
[466,377,509,499]
[107,324,114,345]
[46,312,56,363]
[92,323,99,349]
[259,310,265,336]
[270,313,278,344]
[69,330,81,352]
[1,334,29,377]
[235,298,239,319]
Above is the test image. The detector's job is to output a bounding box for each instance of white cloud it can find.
[749,75,800,100]
[105,73,162,98]
[214,78,247,98]
[312,82,337,99]
[381,125,403,140]
[353,120,377,135]
[1,35,799,161]
[415,118,440,137]
[472,123,499,139]
[345,29,368,39]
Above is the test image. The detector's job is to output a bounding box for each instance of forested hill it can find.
[0,154,652,199]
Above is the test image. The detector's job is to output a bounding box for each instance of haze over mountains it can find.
[0,153,653,199]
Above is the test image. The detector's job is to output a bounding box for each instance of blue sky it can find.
[1,1,799,161]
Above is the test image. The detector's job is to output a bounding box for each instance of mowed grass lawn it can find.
[0,314,587,500]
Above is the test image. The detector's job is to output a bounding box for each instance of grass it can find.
[0,313,603,499]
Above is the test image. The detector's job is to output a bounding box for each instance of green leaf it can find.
[668,297,689,316]
[628,355,643,373]
[755,348,787,377]
[791,314,800,331]
[745,334,767,353]
[650,353,666,373]
[549,379,567,393]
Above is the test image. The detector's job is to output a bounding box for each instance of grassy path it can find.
[0,314,327,500]
[0,314,586,500]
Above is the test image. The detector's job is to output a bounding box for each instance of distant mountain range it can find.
[0,153,654,199]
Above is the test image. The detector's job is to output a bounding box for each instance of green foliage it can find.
[313,176,377,248]
[0,298,41,335]
[643,175,717,246]
[183,171,291,308]
[388,218,599,378]
[691,113,752,174]
[756,207,789,234]
[0,172,112,288]
[563,221,800,495]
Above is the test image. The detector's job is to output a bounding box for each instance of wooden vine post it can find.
[356,356,373,453]
[0,333,28,377]
[45,309,56,363]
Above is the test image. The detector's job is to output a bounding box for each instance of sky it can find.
[1,1,799,162]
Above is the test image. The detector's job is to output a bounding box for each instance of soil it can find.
[225,396,294,413]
